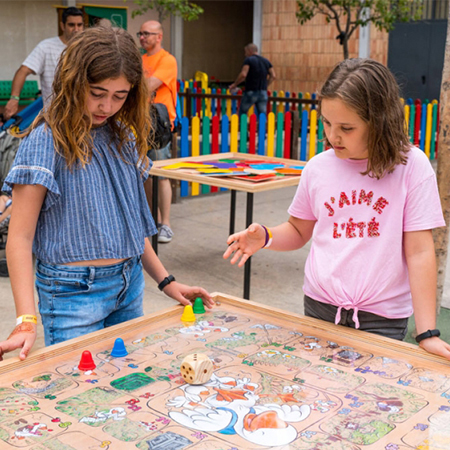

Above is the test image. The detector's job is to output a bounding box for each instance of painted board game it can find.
[0,293,449,449]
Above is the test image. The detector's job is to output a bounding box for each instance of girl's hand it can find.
[0,323,37,361]
[223,223,266,267]
[162,281,214,309]
[419,336,450,361]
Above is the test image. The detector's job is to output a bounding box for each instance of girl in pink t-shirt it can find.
[223,58,450,361]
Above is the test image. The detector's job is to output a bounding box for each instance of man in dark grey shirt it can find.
[229,43,276,116]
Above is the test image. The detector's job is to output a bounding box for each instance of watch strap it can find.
[415,329,440,343]
[158,274,175,291]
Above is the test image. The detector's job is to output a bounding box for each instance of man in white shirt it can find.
[3,7,84,121]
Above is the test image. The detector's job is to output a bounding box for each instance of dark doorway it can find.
[182,0,253,83]
[388,20,447,101]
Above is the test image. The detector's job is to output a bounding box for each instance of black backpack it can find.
[149,102,172,150]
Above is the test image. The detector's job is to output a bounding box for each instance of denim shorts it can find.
[148,141,172,180]
[35,256,144,346]
[304,295,409,341]
[239,90,268,116]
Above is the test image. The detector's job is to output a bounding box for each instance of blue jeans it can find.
[35,256,144,346]
[239,90,268,116]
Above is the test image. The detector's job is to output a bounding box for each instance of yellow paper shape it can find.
[161,162,215,170]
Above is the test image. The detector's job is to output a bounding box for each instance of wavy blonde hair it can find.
[28,26,151,169]
[319,58,410,180]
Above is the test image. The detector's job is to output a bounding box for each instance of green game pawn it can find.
[193,297,205,314]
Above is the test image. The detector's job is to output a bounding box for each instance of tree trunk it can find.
[343,39,349,59]
[434,10,450,314]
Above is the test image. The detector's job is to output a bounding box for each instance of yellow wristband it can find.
[261,225,273,248]
[16,315,37,326]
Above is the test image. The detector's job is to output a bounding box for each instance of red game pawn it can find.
[78,350,96,371]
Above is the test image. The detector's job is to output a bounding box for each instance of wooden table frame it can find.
[0,292,449,450]
[150,152,305,299]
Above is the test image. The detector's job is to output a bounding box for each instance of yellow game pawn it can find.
[181,304,196,322]
[180,353,213,384]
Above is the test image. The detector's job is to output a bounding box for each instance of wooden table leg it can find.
[229,190,236,236]
[152,175,159,254]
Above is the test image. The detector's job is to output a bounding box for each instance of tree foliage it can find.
[130,0,203,23]
[296,0,423,59]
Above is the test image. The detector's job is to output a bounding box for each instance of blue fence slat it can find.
[257,113,266,155]
[180,116,189,197]
[300,110,308,161]
[232,95,238,115]
[211,88,216,116]
[420,103,427,151]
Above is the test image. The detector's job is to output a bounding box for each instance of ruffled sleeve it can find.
[3,123,61,211]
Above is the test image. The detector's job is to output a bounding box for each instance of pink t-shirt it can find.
[288,147,445,326]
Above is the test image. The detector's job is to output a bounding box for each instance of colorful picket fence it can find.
[177,81,317,120]
[174,90,440,198]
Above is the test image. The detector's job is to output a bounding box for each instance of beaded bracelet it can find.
[261,225,273,248]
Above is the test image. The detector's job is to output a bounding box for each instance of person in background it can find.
[138,20,177,244]
[229,43,276,117]
[3,7,84,122]
[224,58,450,361]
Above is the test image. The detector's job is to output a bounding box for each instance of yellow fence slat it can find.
[267,112,275,157]
[309,109,317,160]
[191,116,200,196]
[425,103,432,158]
[230,114,239,153]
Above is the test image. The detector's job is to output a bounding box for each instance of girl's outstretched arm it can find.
[141,238,214,309]
[223,216,316,268]
[405,229,450,361]
[0,184,47,361]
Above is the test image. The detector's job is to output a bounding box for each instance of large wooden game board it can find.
[0,293,449,449]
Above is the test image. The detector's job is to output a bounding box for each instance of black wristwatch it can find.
[415,329,440,343]
[158,274,175,291]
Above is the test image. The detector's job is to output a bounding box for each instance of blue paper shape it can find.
[249,164,284,170]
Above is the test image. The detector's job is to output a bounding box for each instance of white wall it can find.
[0,1,56,80]
[0,1,168,84]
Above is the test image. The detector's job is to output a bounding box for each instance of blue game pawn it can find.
[111,338,128,357]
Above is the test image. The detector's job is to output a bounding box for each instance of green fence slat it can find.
[240,114,248,153]
[201,116,211,194]
[276,112,284,158]
[317,118,324,153]
[430,103,437,160]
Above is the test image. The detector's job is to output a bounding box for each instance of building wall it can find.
[261,0,389,94]
[0,1,161,83]
[182,0,253,82]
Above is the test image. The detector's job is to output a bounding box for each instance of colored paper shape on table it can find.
[199,172,250,177]
[275,168,303,175]
[241,160,285,165]
[197,168,245,174]
[290,165,305,170]
[161,162,215,170]
[207,162,239,169]
[249,164,285,170]
[245,168,279,175]
[230,173,278,182]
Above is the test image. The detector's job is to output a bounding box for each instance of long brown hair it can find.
[29,26,151,169]
[319,58,410,179]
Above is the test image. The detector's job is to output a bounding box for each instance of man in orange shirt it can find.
[139,20,177,243]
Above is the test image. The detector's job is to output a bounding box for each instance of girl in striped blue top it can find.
[0,26,213,361]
